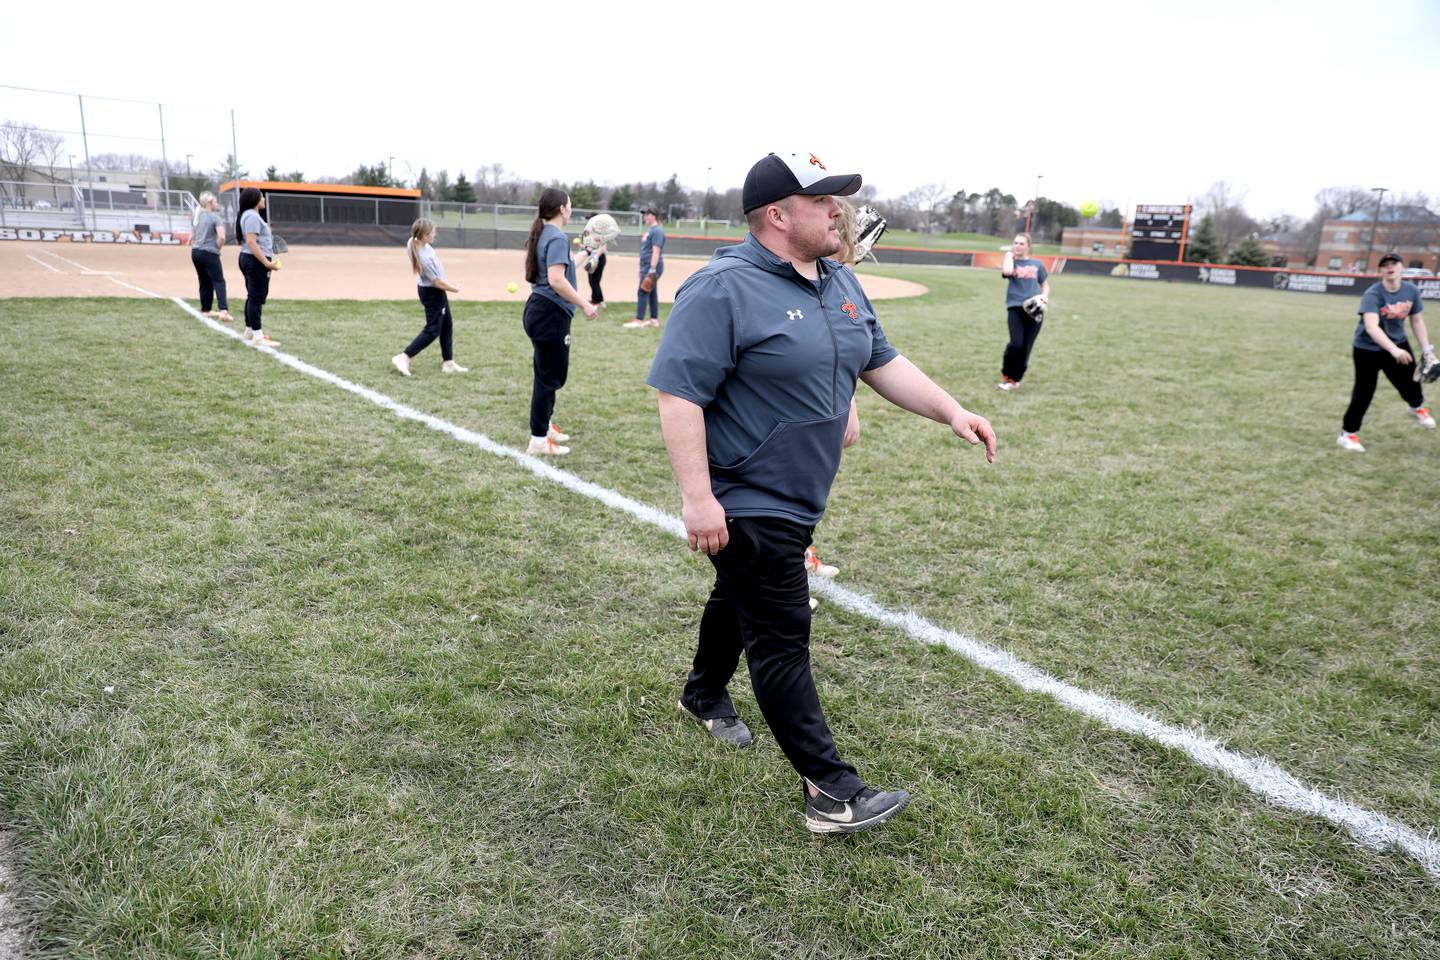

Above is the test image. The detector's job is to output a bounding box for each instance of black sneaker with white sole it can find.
[804,783,911,834]
[677,698,753,748]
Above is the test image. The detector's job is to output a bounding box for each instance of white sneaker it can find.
[645,318,661,327]
[547,422,570,442]
[251,332,279,348]
[441,360,468,374]
[809,597,819,610]
[1336,431,1365,452]
[1407,405,1436,428]
[804,545,839,578]
[622,319,648,329]
[526,436,570,456]
[392,353,411,376]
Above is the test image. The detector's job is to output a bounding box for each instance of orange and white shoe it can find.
[1407,405,1436,428]
[547,422,571,443]
[622,319,649,329]
[250,332,280,348]
[804,545,839,579]
[1336,431,1365,452]
[526,436,570,456]
[995,375,1019,392]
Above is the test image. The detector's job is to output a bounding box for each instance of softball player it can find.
[190,191,231,322]
[235,187,280,347]
[996,233,1049,391]
[522,188,597,455]
[392,218,465,376]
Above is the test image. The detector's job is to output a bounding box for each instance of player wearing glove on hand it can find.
[624,206,666,328]
[1337,252,1435,452]
[996,233,1049,391]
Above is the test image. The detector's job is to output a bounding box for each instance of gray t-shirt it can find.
[191,210,221,254]
[1353,280,1422,351]
[239,208,273,259]
[647,234,898,525]
[410,240,445,288]
[530,223,576,315]
[639,224,666,276]
[1005,258,1048,307]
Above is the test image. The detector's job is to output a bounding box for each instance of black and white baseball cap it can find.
[742,152,862,213]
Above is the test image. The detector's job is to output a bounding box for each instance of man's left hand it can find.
[950,410,997,463]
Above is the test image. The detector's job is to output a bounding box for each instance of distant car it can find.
[1402,267,1434,277]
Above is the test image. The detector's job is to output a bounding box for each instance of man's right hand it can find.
[1392,347,1414,365]
[683,494,729,555]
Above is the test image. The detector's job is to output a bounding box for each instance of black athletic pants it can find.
[683,515,863,800]
[239,254,270,331]
[1001,306,1043,382]
[1343,345,1424,434]
[404,286,453,361]
[191,249,228,312]
[523,294,573,437]
[587,252,606,305]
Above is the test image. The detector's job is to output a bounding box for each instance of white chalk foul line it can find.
[133,279,1438,880]
[25,254,62,274]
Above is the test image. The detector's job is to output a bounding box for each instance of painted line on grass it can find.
[136,279,1440,880]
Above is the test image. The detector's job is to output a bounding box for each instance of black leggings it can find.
[1001,306,1043,381]
[404,286,453,361]
[239,254,270,331]
[1343,346,1424,433]
[523,295,573,437]
[587,252,606,305]
[191,249,227,312]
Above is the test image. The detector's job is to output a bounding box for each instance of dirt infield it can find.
[0,243,929,302]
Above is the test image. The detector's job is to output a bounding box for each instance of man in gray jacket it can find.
[647,151,997,834]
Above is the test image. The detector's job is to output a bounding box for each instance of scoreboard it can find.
[1129,204,1191,261]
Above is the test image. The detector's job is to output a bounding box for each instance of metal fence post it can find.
[375,199,380,226]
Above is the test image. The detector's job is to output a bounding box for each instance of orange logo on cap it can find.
[809,154,826,170]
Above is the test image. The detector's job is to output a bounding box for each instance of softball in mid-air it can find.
[507,282,518,293]
[1079,200,1100,218]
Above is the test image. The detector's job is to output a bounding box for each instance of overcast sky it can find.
[4,0,1437,219]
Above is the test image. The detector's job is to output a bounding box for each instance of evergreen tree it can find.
[1228,234,1270,267]
[284,171,304,183]
[1185,214,1221,263]
[450,173,477,203]
[214,153,248,181]
[608,184,637,212]
[433,170,452,202]
[416,167,433,200]
[569,179,601,210]
[1098,207,1124,228]
[264,165,278,180]
[660,174,686,219]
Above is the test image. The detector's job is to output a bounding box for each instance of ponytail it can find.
[408,218,434,274]
[235,187,262,246]
[524,187,570,285]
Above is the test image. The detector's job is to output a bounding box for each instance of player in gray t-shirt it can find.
[1337,252,1434,451]
[235,187,281,347]
[392,218,466,377]
[189,191,231,321]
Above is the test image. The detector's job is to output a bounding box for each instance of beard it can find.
[796,224,843,261]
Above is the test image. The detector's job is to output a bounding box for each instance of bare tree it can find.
[899,183,949,233]
[1197,180,1260,258]
[1384,192,1439,267]
[0,121,43,193]
[1299,185,1374,263]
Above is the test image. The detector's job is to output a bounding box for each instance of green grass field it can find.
[3,268,1439,957]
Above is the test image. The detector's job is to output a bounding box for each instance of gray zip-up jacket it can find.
[647,233,898,525]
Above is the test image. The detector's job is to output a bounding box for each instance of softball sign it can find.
[0,227,182,244]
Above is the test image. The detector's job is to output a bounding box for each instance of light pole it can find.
[1365,186,1387,272]
[703,166,712,233]
[1025,174,1043,236]
[388,156,396,187]
[185,154,193,176]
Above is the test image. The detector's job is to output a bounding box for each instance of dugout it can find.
[220,181,422,244]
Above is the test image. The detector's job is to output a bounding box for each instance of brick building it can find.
[1315,205,1438,274]
[1060,226,1125,258]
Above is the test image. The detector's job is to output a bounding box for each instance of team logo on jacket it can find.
[787,309,804,320]
[840,297,859,321]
